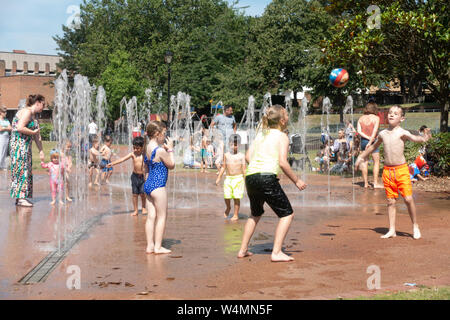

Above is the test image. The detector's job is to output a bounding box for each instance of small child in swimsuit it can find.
[144,121,175,255]
[200,128,208,173]
[88,138,101,187]
[41,149,65,205]
[206,139,215,168]
[215,134,246,221]
[62,141,73,202]
[99,135,113,184]
[237,105,307,262]
[356,106,432,240]
[107,137,147,216]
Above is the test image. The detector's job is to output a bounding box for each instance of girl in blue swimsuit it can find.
[144,121,175,255]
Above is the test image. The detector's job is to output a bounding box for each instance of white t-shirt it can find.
[88,122,98,135]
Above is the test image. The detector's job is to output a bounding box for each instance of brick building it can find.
[0,50,61,122]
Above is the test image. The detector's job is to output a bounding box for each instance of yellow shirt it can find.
[246,129,284,176]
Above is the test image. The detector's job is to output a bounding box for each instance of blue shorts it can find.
[361,138,379,153]
[100,159,113,172]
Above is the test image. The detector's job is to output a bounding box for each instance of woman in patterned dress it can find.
[10,94,45,207]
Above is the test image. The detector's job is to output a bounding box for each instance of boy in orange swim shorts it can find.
[356,106,432,240]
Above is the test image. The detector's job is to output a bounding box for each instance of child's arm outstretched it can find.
[107,153,133,168]
[403,128,432,144]
[215,155,226,185]
[279,134,306,191]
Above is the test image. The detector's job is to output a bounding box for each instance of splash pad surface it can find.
[0,170,448,299]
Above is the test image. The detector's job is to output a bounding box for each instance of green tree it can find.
[322,0,449,132]
[54,0,252,118]
[98,50,147,121]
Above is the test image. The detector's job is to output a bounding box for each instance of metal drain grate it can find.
[18,214,103,284]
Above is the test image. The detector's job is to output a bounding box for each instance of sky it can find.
[0,0,271,56]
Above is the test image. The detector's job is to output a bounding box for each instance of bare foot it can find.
[105,180,110,184]
[381,230,397,239]
[231,216,239,221]
[142,208,148,215]
[154,247,171,254]
[50,200,56,206]
[94,182,100,186]
[146,245,154,254]
[224,212,229,218]
[131,211,138,216]
[237,250,253,258]
[88,183,92,188]
[413,225,421,240]
[271,251,294,262]
[373,184,384,189]
[59,200,65,205]
[66,197,73,202]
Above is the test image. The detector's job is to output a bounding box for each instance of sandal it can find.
[17,199,33,207]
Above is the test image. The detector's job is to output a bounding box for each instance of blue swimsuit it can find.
[144,147,169,195]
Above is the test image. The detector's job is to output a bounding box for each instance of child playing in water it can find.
[107,137,147,216]
[200,128,208,173]
[238,105,307,262]
[100,135,113,184]
[62,141,73,202]
[144,121,175,254]
[355,106,432,240]
[215,134,246,221]
[41,149,65,205]
[206,139,215,168]
[88,138,101,187]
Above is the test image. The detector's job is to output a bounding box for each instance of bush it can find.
[426,133,450,176]
[39,123,53,141]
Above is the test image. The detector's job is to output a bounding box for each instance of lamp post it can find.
[164,50,173,134]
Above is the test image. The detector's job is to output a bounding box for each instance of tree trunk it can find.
[440,100,449,133]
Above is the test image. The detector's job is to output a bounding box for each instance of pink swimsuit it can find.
[41,162,64,198]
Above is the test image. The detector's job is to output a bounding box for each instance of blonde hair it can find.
[50,152,60,160]
[260,105,286,131]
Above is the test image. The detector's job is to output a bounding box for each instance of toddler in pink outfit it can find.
[41,149,65,205]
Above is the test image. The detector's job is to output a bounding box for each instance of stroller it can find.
[288,134,312,171]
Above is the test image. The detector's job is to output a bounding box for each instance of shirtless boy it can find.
[100,135,113,184]
[356,106,432,240]
[88,138,101,187]
[215,134,246,221]
[107,137,147,216]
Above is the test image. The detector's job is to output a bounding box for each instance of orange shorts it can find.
[382,163,413,199]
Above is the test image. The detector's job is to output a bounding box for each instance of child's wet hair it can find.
[146,121,166,139]
[133,136,145,147]
[389,105,405,117]
[228,134,241,146]
[261,105,286,130]
[104,135,112,143]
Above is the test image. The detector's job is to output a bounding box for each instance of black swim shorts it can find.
[245,173,293,218]
[131,172,145,195]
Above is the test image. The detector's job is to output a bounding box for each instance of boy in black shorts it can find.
[107,137,147,216]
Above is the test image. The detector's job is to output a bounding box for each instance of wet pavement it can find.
[0,170,448,299]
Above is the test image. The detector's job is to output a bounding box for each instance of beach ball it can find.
[329,68,349,88]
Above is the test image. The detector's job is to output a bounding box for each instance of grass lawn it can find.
[348,286,450,300]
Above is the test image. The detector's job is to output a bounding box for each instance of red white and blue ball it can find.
[329,68,349,88]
